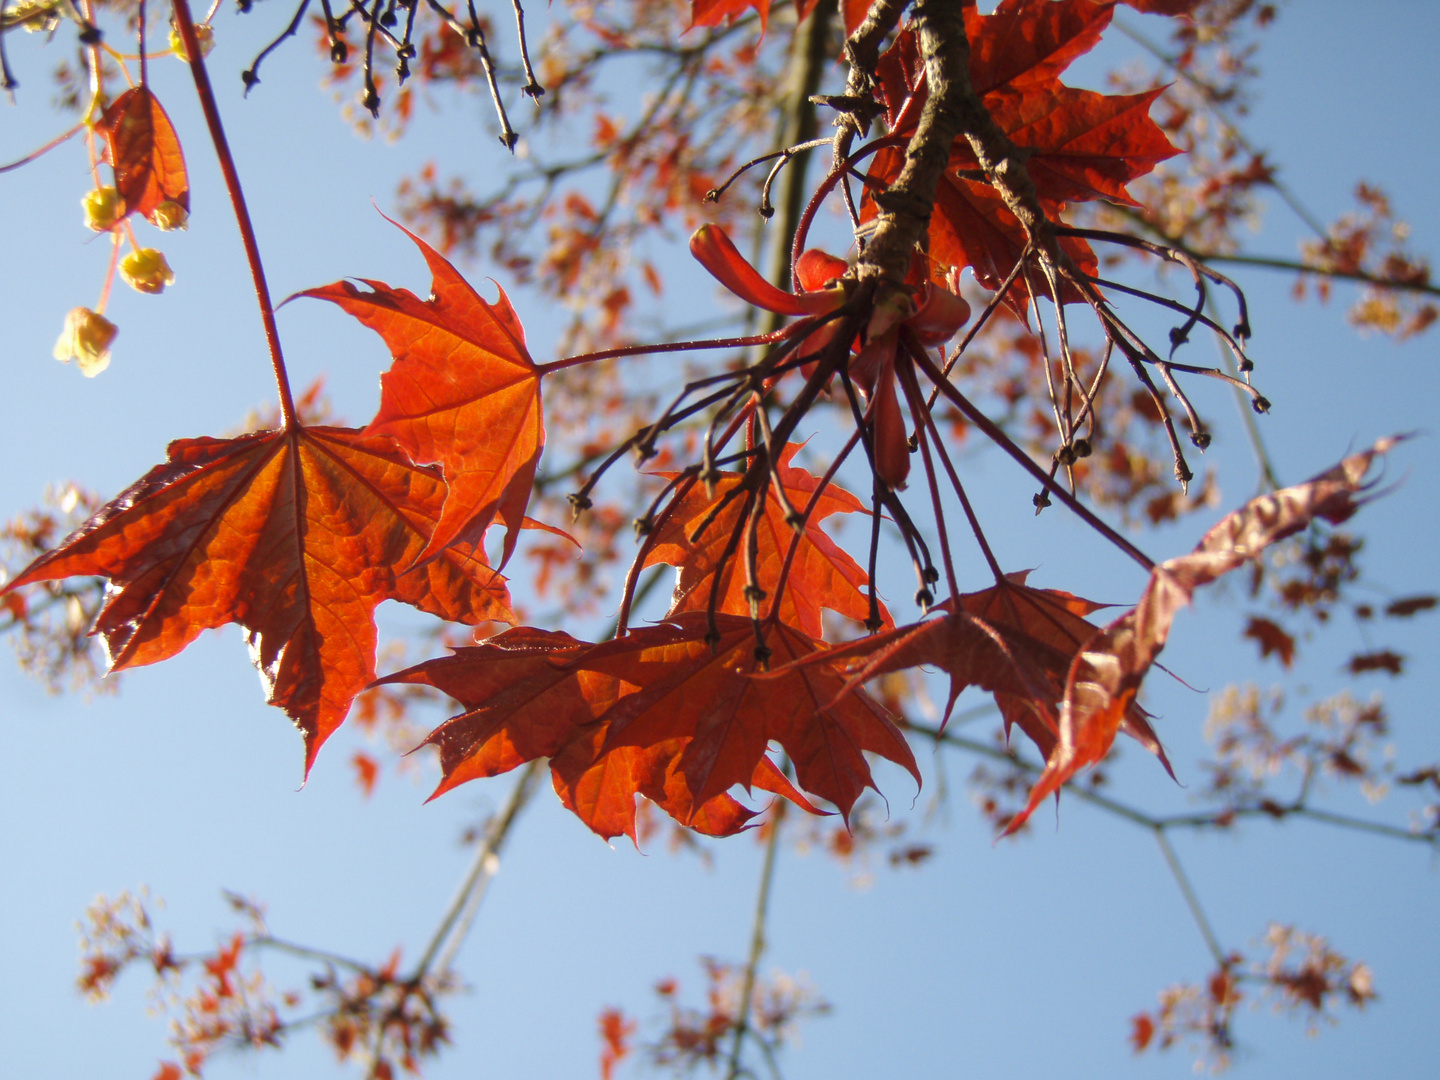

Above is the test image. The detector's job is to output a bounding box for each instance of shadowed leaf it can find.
[384,613,915,839]
[644,445,887,638]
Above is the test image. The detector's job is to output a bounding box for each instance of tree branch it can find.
[725,801,785,1080]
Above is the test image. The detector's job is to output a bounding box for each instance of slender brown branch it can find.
[509,0,542,97]
[1154,828,1226,965]
[853,0,967,287]
[1191,250,1440,299]
[906,718,1440,848]
[241,0,312,92]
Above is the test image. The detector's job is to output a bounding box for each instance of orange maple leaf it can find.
[300,222,543,567]
[2,426,514,769]
[643,445,888,638]
[380,624,788,838]
[99,87,189,224]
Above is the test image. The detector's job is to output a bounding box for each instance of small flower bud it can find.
[151,201,189,231]
[120,248,176,295]
[168,20,215,61]
[53,307,118,377]
[82,187,126,232]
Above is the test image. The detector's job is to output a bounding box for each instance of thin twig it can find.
[241,0,312,93]
[724,802,785,1080]
[0,122,86,174]
[414,759,543,981]
[907,341,1157,574]
[509,0,542,97]
[1155,828,1226,965]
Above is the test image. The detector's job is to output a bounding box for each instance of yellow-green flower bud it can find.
[120,248,176,295]
[82,187,126,232]
[151,200,190,232]
[168,20,215,61]
[6,0,60,33]
[53,308,118,377]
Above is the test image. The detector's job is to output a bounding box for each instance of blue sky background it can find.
[2,2,1438,1077]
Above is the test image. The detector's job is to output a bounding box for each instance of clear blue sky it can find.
[2,3,1437,1077]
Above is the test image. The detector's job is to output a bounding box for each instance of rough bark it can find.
[852,0,1069,291]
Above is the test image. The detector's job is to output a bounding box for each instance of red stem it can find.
[173,0,296,428]
[614,404,755,635]
[763,428,863,632]
[0,121,85,174]
[895,353,959,602]
[790,135,904,290]
[534,326,802,376]
[905,336,1157,574]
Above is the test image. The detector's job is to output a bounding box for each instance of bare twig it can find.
[724,802,785,1080]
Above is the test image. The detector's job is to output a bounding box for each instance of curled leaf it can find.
[1007,438,1399,833]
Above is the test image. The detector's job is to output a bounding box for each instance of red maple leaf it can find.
[379,624,808,839]
[1011,438,1399,832]
[383,614,919,839]
[643,444,888,638]
[99,87,190,224]
[2,426,514,769]
[785,571,1171,778]
[300,222,543,567]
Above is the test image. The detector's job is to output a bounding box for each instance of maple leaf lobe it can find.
[300,221,544,568]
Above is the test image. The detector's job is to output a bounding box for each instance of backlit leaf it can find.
[301,222,543,567]
[99,87,189,225]
[384,614,917,839]
[644,445,887,638]
[3,426,514,769]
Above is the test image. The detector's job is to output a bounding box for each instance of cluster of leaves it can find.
[0,484,108,692]
[1196,682,1440,838]
[1130,923,1377,1072]
[597,958,830,1079]
[76,889,455,1079]
[2,0,1423,888]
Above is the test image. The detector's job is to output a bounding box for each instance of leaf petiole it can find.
[172,0,297,428]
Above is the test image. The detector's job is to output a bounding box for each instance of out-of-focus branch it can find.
[725,801,785,1080]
